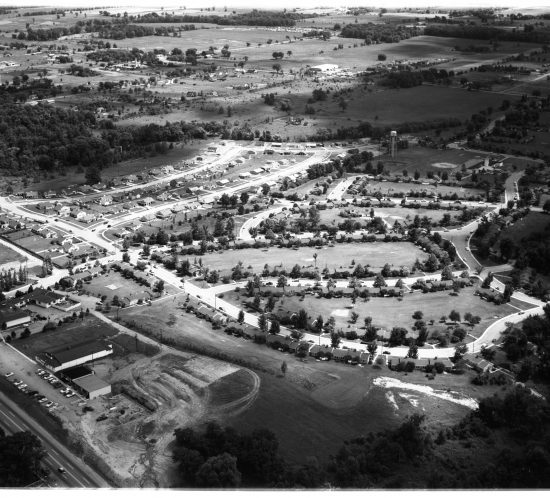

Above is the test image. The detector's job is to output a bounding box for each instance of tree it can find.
[449,309,461,323]
[154,280,165,294]
[313,253,318,268]
[194,453,241,488]
[407,341,418,359]
[272,63,281,74]
[367,341,378,356]
[0,431,47,486]
[258,313,268,333]
[277,275,287,291]
[389,327,408,346]
[269,319,280,335]
[237,310,245,324]
[330,331,341,348]
[378,53,387,61]
[412,310,423,320]
[441,265,453,281]
[281,361,287,376]
[350,311,359,324]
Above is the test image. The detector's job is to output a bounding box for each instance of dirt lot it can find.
[77,350,260,487]
[197,242,426,275]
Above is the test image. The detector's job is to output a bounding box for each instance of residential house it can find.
[31,288,66,308]
[138,197,154,207]
[156,192,170,202]
[98,195,113,206]
[309,344,334,359]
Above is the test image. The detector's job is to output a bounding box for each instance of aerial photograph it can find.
[0,0,550,490]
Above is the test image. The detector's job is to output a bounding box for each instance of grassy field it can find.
[116,297,504,464]
[227,284,521,343]
[376,148,490,176]
[312,206,472,226]
[345,178,486,199]
[14,315,118,358]
[198,242,426,275]
[82,271,161,303]
[0,245,26,266]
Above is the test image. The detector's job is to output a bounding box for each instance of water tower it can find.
[389,130,397,158]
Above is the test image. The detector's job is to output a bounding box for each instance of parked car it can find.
[14,380,23,386]
[4,372,14,378]
[38,398,49,404]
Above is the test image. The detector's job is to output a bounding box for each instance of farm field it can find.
[196,242,426,275]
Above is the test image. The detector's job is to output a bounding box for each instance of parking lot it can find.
[1,342,87,416]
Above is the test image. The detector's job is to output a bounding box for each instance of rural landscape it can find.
[1,1,550,490]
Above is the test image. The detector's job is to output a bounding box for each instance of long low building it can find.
[73,374,111,399]
[0,309,31,330]
[36,341,113,372]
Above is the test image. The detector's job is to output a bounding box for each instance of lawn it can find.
[228,283,521,344]
[311,206,472,227]
[345,178,486,199]
[197,242,426,275]
[14,315,118,358]
[82,271,161,303]
[0,245,26,266]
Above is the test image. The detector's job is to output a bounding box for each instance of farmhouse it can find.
[310,64,339,73]
[36,341,113,372]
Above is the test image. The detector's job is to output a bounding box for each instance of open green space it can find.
[0,245,26,266]
[312,206,474,226]
[197,242,426,275]
[82,271,161,303]
[14,315,118,358]
[345,178,486,199]
[226,283,520,344]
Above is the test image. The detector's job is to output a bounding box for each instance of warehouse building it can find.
[73,374,111,399]
[36,341,113,372]
[58,364,111,399]
[0,309,31,330]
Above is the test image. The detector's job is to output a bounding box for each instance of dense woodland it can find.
[425,23,550,44]
[0,429,47,486]
[0,102,224,178]
[339,23,419,43]
[172,386,550,488]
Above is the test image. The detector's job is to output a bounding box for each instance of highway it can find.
[0,388,110,488]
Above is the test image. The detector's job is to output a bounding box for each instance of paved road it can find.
[0,388,110,488]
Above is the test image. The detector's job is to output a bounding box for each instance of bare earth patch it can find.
[76,351,259,487]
